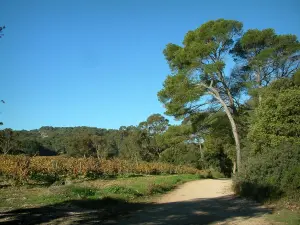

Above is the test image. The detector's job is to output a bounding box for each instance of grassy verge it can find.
[266,209,300,225]
[0,174,200,210]
[263,197,300,225]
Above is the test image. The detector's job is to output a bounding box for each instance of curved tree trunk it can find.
[208,89,241,173]
[221,102,241,173]
[256,71,262,103]
[233,161,237,174]
[199,141,204,159]
[222,103,241,173]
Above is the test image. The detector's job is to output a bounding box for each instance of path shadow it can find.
[0,195,272,225]
[116,195,272,225]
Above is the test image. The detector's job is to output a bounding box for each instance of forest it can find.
[1,19,300,204]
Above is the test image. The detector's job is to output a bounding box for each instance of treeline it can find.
[0,113,227,173]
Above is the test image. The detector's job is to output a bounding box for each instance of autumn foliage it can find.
[0,155,203,183]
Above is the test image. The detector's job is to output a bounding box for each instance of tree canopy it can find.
[158,19,300,172]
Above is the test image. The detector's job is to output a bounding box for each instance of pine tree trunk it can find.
[233,161,237,174]
[222,102,241,173]
[209,89,241,173]
[199,141,204,159]
[257,71,262,103]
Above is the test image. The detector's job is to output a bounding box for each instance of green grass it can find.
[267,209,300,225]
[0,174,201,210]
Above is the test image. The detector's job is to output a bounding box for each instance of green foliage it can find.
[248,77,300,151]
[156,123,205,169]
[159,143,202,169]
[103,185,143,197]
[19,139,42,156]
[9,115,170,163]
[202,143,233,177]
[30,172,59,184]
[158,19,244,119]
[233,75,300,205]
[233,142,300,202]
[0,174,201,210]
[267,209,300,225]
[158,73,203,118]
[69,186,97,198]
[0,129,19,154]
[293,69,300,85]
[65,135,95,157]
[159,19,300,176]
[146,182,173,195]
[199,112,235,176]
[158,19,254,173]
[232,28,300,87]
[139,114,169,135]
[159,124,192,147]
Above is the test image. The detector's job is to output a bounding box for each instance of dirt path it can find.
[111,179,275,225]
[158,179,232,203]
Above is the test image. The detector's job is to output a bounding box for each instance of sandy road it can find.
[112,179,274,225]
[158,179,232,203]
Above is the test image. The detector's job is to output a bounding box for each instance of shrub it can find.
[69,186,97,198]
[233,142,300,202]
[103,185,143,197]
[248,78,300,152]
[146,183,173,195]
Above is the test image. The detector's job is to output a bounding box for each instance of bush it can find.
[248,77,300,152]
[146,183,173,195]
[103,185,143,197]
[30,172,59,184]
[70,186,97,198]
[233,142,300,202]
[201,149,233,177]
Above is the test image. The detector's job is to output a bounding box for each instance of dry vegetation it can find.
[0,155,204,184]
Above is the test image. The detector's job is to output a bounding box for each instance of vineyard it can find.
[0,155,204,184]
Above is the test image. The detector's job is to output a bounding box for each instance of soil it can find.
[113,179,277,225]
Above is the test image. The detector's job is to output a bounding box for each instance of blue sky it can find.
[1,0,299,130]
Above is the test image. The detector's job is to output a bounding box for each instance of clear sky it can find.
[1,0,299,130]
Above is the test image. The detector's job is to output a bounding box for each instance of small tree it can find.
[0,129,19,154]
[138,114,170,159]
